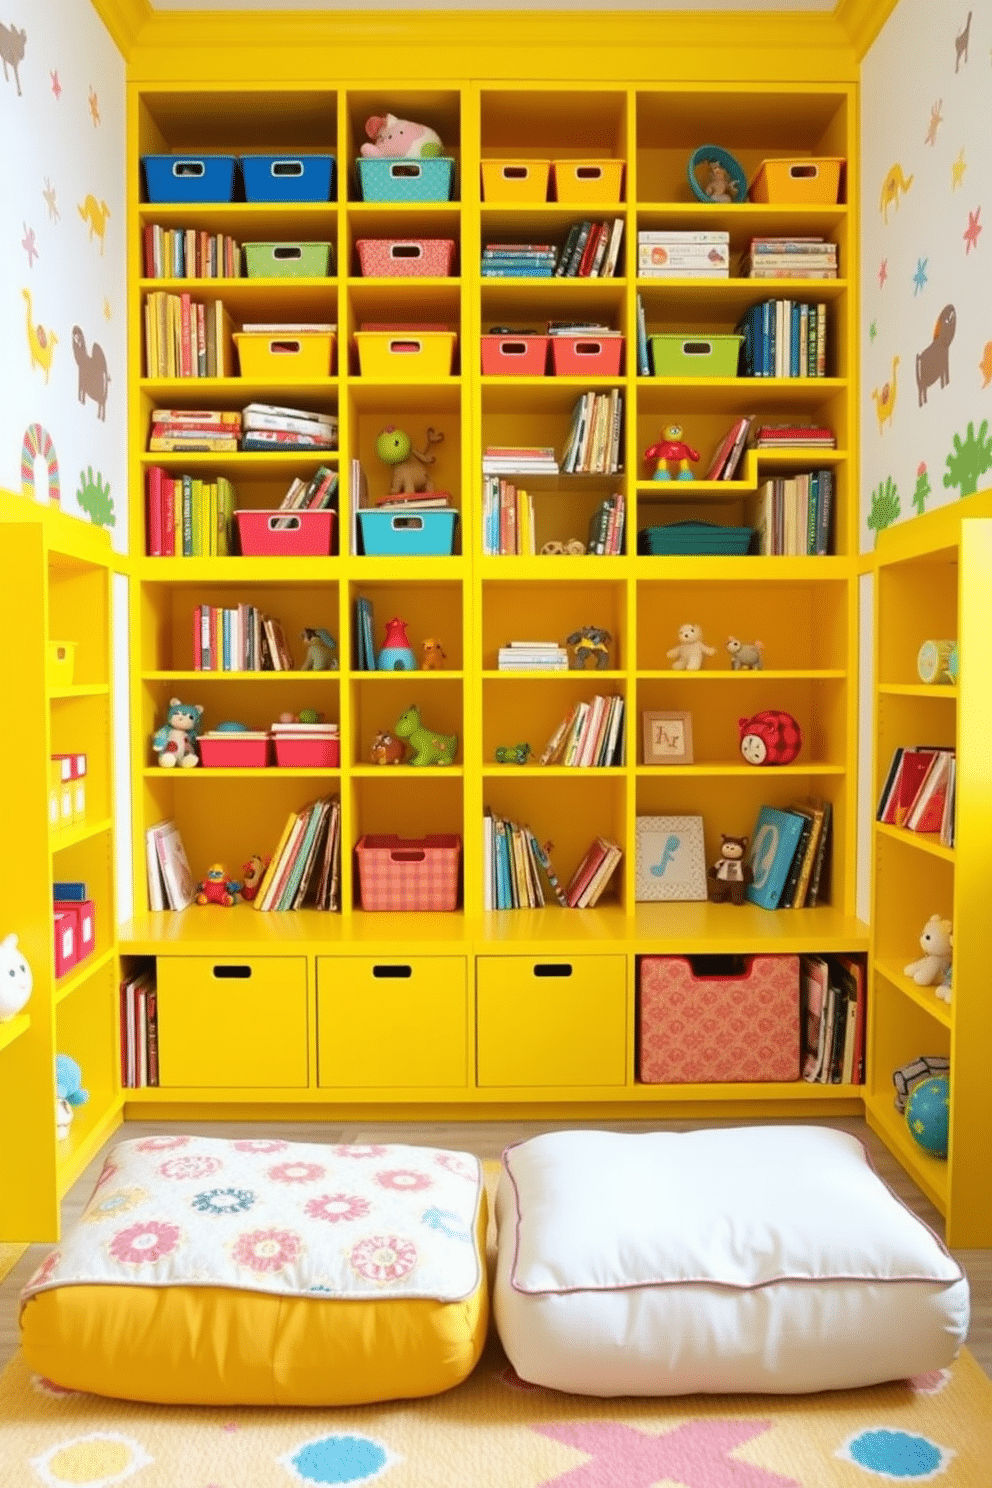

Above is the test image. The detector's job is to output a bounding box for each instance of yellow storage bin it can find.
[156,956,309,1088]
[47,641,76,688]
[749,157,844,204]
[316,956,467,1088]
[481,159,550,202]
[234,331,335,378]
[355,331,456,379]
[552,159,625,203]
[476,954,627,1087]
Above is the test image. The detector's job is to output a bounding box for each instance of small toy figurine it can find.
[495,743,532,765]
[360,113,443,159]
[541,539,586,555]
[667,623,715,671]
[644,424,700,481]
[394,703,457,766]
[55,1053,89,1140]
[0,933,32,1022]
[376,426,444,496]
[738,709,803,766]
[707,834,753,904]
[566,626,613,669]
[152,697,203,768]
[703,159,740,202]
[726,635,764,670]
[421,637,447,669]
[370,730,407,766]
[377,615,417,671]
[238,855,268,903]
[904,914,953,987]
[196,864,239,907]
[300,628,339,670]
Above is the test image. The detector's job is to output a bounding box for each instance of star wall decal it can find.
[42,179,59,222]
[88,87,101,126]
[22,224,38,268]
[924,100,942,145]
[51,70,61,99]
[964,207,982,253]
[878,258,888,288]
[912,257,929,294]
[869,320,877,342]
[952,149,966,189]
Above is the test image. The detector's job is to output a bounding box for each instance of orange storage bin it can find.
[355,834,461,912]
[481,335,549,376]
[551,335,623,376]
[748,157,844,205]
[355,331,456,379]
[481,159,550,202]
[552,159,625,203]
[234,332,335,378]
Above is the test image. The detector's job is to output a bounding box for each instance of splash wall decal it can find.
[76,465,113,528]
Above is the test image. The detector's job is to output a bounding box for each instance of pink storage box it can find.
[198,734,272,768]
[53,911,78,978]
[638,954,800,1083]
[356,238,456,277]
[235,509,335,557]
[355,834,461,912]
[54,899,95,961]
[481,336,549,375]
[551,336,623,376]
[273,735,340,768]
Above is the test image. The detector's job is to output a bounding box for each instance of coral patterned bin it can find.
[638,954,800,1083]
[356,238,456,277]
[551,336,623,376]
[355,834,461,912]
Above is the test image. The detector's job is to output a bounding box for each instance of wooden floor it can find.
[2,1113,989,1382]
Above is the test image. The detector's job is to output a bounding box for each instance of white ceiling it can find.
[148,0,834,10]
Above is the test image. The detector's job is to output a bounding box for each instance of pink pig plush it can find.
[360,113,443,159]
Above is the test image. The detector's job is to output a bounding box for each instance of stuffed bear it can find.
[904,914,953,987]
[152,698,203,768]
[667,622,715,671]
[707,834,753,904]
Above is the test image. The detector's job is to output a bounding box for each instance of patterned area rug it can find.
[1,1338,991,1487]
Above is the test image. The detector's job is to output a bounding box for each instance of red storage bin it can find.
[54,911,78,978]
[355,834,461,912]
[638,954,800,1083]
[235,509,335,557]
[273,735,340,768]
[54,899,95,961]
[551,335,623,376]
[198,733,272,768]
[481,335,549,375]
[356,238,456,277]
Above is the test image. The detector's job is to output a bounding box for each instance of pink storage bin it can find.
[273,735,341,768]
[551,336,623,376]
[198,734,272,768]
[356,238,456,278]
[481,335,549,375]
[235,509,335,557]
[54,911,78,978]
[355,834,461,912]
[638,954,800,1084]
[54,899,95,961]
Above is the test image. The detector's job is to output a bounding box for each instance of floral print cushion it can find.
[21,1136,484,1303]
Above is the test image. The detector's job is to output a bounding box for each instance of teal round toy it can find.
[687,145,747,204]
[905,1075,950,1158]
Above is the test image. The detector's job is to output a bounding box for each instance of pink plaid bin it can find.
[355,834,461,912]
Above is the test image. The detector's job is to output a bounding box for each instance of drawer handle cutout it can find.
[212,965,252,979]
[533,963,573,978]
[270,160,304,177]
[372,965,413,979]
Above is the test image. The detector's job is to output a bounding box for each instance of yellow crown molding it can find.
[90,0,153,54]
[833,0,901,57]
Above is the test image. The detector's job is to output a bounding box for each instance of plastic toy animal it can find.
[726,636,764,670]
[421,637,447,669]
[196,864,239,907]
[495,743,531,765]
[703,160,739,202]
[55,1054,89,1140]
[644,424,699,481]
[360,114,443,159]
[375,425,444,495]
[370,730,406,766]
[394,704,457,766]
[300,627,339,670]
[566,626,613,669]
[152,697,203,768]
[238,855,268,902]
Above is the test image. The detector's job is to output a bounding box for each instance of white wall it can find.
[0,2,127,549]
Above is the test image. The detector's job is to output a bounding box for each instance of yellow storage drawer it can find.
[317,956,468,1088]
[476,955,627,1087]
[156,956,308,1088]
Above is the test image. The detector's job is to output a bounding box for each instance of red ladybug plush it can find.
[738,710,802,766]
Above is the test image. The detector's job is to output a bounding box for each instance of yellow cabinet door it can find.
[156,956,308,1088]
[317,956,468,1089]
[476,955,627,1087]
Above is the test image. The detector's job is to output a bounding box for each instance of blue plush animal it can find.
[55,1054,89,1139]
[152,696,203,768]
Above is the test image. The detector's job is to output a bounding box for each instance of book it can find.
[745,806,806,910]
[905,749,954,833]
[801,954,830,1081]
[147,820,196,910]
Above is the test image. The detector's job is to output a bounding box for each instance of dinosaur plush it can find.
[394,704,457,766]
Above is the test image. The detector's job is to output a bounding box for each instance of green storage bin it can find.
[650,333,743,378]
[243,241,334,278]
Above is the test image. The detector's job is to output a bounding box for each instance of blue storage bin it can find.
[241,154,335,203]
[142,154,237,203]
[356,157,455,203]
[358,509,458,556]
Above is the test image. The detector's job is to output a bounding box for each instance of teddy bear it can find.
[421,637,447,670]
[360,114,443,159]
[152,697,203,768]
[667,623,715,671]
[707,834,753,904]
[904,914,953,987]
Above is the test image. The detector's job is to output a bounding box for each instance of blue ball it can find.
[905,1075,950,1158]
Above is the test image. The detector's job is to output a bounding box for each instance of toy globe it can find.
[905,1074,950,1158]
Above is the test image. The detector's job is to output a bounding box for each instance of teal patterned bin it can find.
[356,157,455,203]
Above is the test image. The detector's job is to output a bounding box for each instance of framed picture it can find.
[635,815,708,902]
[642,710,694,765]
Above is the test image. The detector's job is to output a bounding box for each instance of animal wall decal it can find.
[880,163,914,224]
[916,305,956,407]
[71,326,110,420]
[871,356,899,433]
[22,289,57,382]
[955,9,971,71]
[77,195,110,254]
[0,20,26,96]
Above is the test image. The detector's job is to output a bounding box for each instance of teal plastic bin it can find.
[650,334,743,378]
[356,158,455,203]
[358,509,458,556]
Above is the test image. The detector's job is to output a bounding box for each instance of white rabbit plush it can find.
[0,933,32,1021]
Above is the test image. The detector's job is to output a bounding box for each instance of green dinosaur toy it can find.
[394,704,457,766]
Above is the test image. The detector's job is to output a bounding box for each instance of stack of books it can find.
[801,954,866,1085]
[143,224,241,279]
[637,230,729,278]
[736,299,828,379]
[753,469,834,556]
[146,466,236,556]
[144,293,233,377]
[741,236,839,280]
[254,795,341,912]
[149,407,241,452]
[277,465,339,514]
[481,242,557,277]
[555,219,624,278]
[703,415,754,481]
[497,640,569,671]
[482,445,559,476]
[145,819,196,911]
[373,488,451,514]
[483,811,568,909]
[482,477,535,555]
[193,604,293,671]
[750,421,836,450]
[241,400,337,453]
[564,835,623,907]
[587,491,625,554]
[539,695,625,767]
[120,967,158,1088]
[745,798,832,910]
[353,596,376,669]
[876,746,956,844]
[561,390,623,474]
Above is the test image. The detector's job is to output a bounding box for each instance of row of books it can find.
[276,465,339,513]
[801,953,866,1086]
[752,469,835,557]
[555,219,625,278]
[741,236,839,281]
[876,746,956,842]
[637,230,729,279]
[703,415,753,481]
[750,421,837,449]
[193,604,294,672]
[735,299,829,379]
[561,391,623,474]
[482,811,622,910]
[587,491,625,554]
[146,819,197,910]
[497,641,569,671]
[353,596,377,669]
[144,292,234,378]
[149,403,338,454]
[482,445,559,475]
[143,223,243,280]
[120,968,159,1088]
[146,468,235,557]
[539,694,626,768]
[747,799,832,910]
[253,795,342,912]
[482,243,557,278]
[482,477,536,556]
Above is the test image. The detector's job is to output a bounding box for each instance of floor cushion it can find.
[20,1135,488,1406]
[494,1126,969,1395]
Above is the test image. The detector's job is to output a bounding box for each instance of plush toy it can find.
[904,914,953,987]
[667,623,716,671]
[738,709,803,766]
[566,626,613,669]
[421,637,447,670]
[238,855,268,903]
[541,539,586,555]
[0,933,32,1021]
[707,834,753,904]
[937,935,953,1003]
[196,864,239,907]
[55,1053,89,1140]
[152,697,203,768]
[370,730,407,766]
[376,426,444,495]
[300,628,338,670]
[726,635,764,671]
[360,114,443,159]
[644,425,699,481]
[394,704,457,766]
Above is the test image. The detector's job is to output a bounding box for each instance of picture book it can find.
[745,806,806,910]
[800,954,830,1081]
[148,820,196,911]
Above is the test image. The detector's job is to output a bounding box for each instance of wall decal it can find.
[76,465,114,528]
[880,163,914,222]
[924,101,942,146]
[943,420,992,497]
[22,289,57,382]
[20,423,61,506]
[912,462,932,515]
[980,341,992,388]
[87,86,100,127]
[963,206,982,253]
[867,476,901,544]
[916,304,957,405]
[0,21,26,97]
[42,178,59,222]
[50,68,60,99]
[878,258,888,288]
[912,256,928,293]
[21,223,37,267]
[71,325,110,420]
[955,9,971,72]
[103,298,111,320]
[952,149,967,189]
[77,194,110,254]
[869,320,878,342]
[871,356,900,433]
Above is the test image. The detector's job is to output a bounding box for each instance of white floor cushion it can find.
[494,1126,969,1395]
